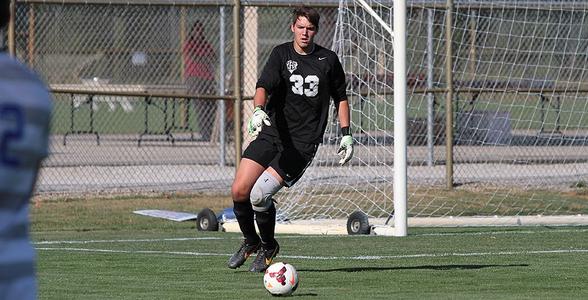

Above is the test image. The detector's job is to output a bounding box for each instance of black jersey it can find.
[256,42,347,144]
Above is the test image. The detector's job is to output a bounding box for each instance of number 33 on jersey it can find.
[289,74,319,97]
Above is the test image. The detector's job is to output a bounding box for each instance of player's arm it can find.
[248,47,282,138]
[252,87,268,109]
[336,99,353,166]
[337,99,350,129]
[331,56,354,166]
[247,88,271,138]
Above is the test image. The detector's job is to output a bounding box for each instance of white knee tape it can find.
[250,171,282,212]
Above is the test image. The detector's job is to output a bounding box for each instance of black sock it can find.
[233,201,259,244]
[254,202,277,248]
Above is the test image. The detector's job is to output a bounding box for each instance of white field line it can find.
[416,228,588,237]
[34,237,224,245]
[35,247,588,260]
[32,227,588,245]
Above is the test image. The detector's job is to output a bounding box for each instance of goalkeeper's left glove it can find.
[247,106,271,138]
[337,129,354,166]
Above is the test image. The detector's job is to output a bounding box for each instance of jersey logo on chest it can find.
[286,60,298,74]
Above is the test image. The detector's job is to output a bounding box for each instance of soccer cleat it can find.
[228,241,260,269]
[249,242,280,273]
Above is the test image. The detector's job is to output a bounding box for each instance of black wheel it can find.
[347,211,370,235]
[196,208,219,231]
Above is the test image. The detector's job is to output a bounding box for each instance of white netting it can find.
[278,0,588,224]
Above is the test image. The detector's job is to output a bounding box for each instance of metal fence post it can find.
[233,0,242,169]
[445,0,454,189]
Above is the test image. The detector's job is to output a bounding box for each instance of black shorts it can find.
[242,133,318,187]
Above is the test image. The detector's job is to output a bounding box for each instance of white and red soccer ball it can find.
[263,262,299,296]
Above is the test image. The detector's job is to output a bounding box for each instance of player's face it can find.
[291,16,317,53]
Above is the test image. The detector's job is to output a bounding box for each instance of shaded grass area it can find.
[51,91,588,137]
[30,186,588,234]
[280,185,588,219]
[31,195,588,299]
[31,194,231,233]
[50,98,202,135]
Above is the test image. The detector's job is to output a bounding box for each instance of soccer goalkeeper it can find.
[228,6,353,272]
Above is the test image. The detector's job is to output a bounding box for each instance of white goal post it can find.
[351,0,408,236]
[392,0,408,237]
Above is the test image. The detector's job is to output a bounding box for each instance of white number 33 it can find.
[290,74,319,97]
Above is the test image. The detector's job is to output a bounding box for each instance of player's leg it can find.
[191,78,214,142]
[248,168,283,272]
[228,135,277,269]
[199,96,215,141]
[228,158,266,269]
[232,158,266,242]
[249,142,318,272]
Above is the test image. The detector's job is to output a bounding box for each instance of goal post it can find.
[352,0,409,236]
[393,0,408,237]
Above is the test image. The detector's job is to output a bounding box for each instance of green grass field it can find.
[50,96,202,135]
[31,196,588,299]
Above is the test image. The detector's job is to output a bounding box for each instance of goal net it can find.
[277,0,588,228]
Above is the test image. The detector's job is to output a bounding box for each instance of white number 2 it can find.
[290,75,319,97]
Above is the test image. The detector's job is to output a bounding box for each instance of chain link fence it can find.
[6,0,588,222]
[9,0,340,196]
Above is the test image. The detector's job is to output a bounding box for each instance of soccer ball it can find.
[263,262,299,296]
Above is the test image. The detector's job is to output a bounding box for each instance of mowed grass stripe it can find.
[32,226,588,245]
[36,246,588,260]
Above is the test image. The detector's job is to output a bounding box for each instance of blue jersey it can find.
[0,53,51,281]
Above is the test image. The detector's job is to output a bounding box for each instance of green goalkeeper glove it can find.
[337,135,354,166]
[247,106,271,138]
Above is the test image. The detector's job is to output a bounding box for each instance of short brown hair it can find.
[292,6,320,30]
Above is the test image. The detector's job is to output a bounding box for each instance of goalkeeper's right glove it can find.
[337,133,354,166]
[247,106,271,138]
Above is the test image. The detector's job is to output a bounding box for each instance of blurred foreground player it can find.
[0,1,52,298]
